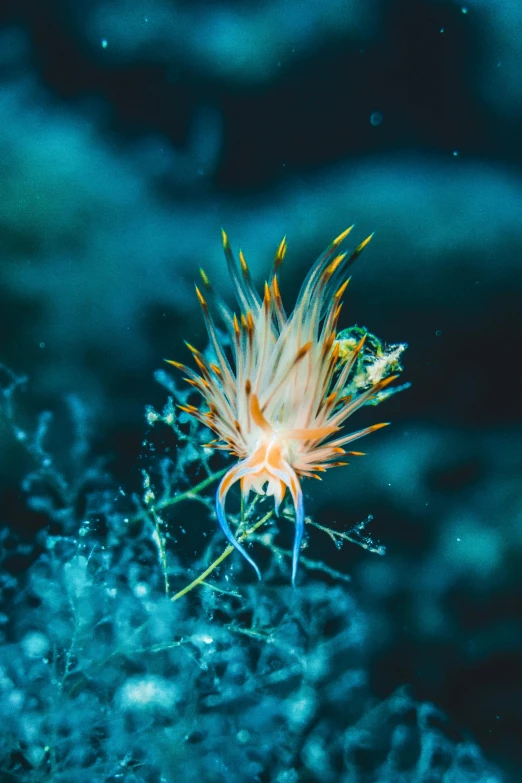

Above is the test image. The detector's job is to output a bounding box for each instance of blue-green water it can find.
[0,1,521,780]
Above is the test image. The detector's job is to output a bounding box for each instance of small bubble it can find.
[370,111,383,127]
[436,329,442,336]
[134,583,149,598]
[101,39,108,48]
[452,149,459,157]
[39,342,45,348]
[461,6,468,14]
[22,632,49,659]
[440,27,445,33]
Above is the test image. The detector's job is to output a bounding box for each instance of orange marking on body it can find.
[324,391,337,408]
[374,374,399,391]
[294,341,312,363]
[275,236,287,266]
[354,334,367,354]
[194,355,210,378]
[287,472,300,500]
[219,468,238,498]
[323,332,335,354]
[334,278,351,300]
[326,341,340,366]
[239,249,249,275]
[177,404,199,415]
[332,225,354,247]
[353,233,373,255]
[199,268,211,288]
[322,252,347,281]
[368,422,390,432]
[250,393,273,434]
[195,286,207,309]
[284,425,339,441]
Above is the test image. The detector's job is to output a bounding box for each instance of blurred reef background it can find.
[1,0,522,781]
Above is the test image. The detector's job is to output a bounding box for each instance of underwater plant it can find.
[167,228,408,584]
[0,352,507,783]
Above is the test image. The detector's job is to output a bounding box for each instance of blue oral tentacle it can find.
[216,466,262,580]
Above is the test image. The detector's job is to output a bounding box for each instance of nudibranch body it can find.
[168,227,400,584]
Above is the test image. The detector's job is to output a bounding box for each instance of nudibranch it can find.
[168,227,399,585]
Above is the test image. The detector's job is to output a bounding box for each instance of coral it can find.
[0,368,504,783]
